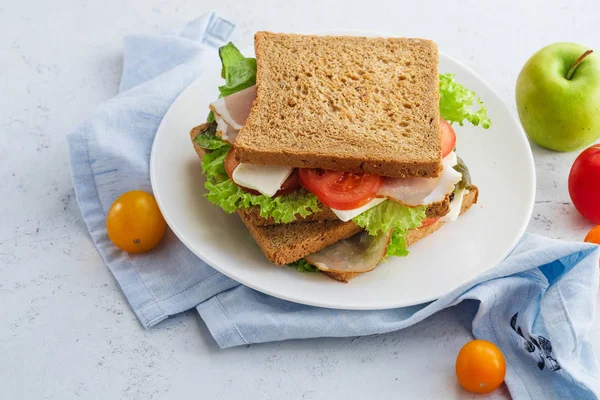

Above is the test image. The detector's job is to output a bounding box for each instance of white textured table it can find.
[2,1,599,398]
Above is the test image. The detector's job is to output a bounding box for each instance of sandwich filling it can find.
[195,42,490,265]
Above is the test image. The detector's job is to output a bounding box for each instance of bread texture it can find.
[240,185,477,278]
[234,32,442,178]
[238,213,364,267]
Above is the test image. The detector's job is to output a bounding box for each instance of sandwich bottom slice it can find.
[190,124,479,283]
[238,186,478,283]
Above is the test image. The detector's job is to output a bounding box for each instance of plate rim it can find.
[150,30,536,310]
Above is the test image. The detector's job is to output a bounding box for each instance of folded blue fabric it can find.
[68,14,600,398]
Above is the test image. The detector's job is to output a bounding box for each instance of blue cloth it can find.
[68,14,600,399]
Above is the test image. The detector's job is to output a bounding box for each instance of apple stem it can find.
[566,50,594,80]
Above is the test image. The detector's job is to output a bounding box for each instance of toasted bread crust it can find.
[238,213,364,267]
[239,186,477,275]
[235,32,442,178]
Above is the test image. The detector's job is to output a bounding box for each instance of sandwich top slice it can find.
[193,33,491,281]
[235,32,442,178]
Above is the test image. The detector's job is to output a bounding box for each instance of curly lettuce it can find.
[195,124,321,223]
[207,43,257,122]
[352,201,426,257]
[218,43,257,97]
[439,73,491,128]
[387,231,410,258]
[205,180,320,223]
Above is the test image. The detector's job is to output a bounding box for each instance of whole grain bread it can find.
[234,32,442,178]
[238,213,364,267]
[239,186,477,275]
[191,124,450,226]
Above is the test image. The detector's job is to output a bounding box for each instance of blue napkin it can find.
[69,14,600,399]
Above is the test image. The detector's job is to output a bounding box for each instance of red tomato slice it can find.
[225,150,300,196]
[419,217,440,229]
[440,118,457,158]
[298,169,383,210]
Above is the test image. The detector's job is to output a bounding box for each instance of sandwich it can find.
[190,32,490,282]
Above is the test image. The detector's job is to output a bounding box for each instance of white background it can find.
[2,0,599,399]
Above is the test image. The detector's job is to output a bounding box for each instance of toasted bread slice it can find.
[238,186,478,273]
[191,124,451,225]
[238,214,364,267]
[235,32,442,178]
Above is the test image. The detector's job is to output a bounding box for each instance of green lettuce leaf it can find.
[352,201,426,258]
[439,73,491,128]
[193,122,228,150]
[386,231,410,257]
[207,110,215,123]
[288,259,319,273]
[353,201,426,236]
[195,123,321,223]
[218,43,257,97]
[204,179,321,223]
[198,134,321,224]
[201,146,230,182]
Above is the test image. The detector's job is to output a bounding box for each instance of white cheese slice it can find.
[330,198,386,222]
[440,189,466,222]
[232,164,293,197]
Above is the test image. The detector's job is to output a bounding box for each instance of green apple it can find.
[516,43,600,152]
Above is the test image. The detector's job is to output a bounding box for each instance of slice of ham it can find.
[305,230,392,274]
[377,152,462,207]
[215,114,239,144]
[421,152,462,204]
[210,85,257,130]
[378,176,441,206]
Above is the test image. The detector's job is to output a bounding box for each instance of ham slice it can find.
[215,114,239,144]
[377,152,462,206]
[210,85,257,130]
[305,230,392,273]
[378,176,441,206]
[421,152,462,204]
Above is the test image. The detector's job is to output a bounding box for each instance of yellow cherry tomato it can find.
[106,190,166,253]
[455,339,506,394]
[584,225,600,245]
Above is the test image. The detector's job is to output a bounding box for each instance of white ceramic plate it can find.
[150,31,535,310]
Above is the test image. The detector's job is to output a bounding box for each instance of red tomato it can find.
[440,118,457,158]
[225,150,300,196]
[569,144,600,224]
[298,169,383,210]
[419,217,440,228]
